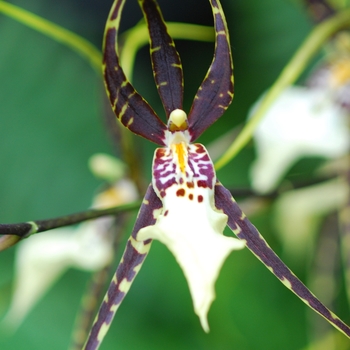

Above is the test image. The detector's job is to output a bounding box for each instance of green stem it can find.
[0,0,102,72]
[0,201,141,238]
[215,7,350,171]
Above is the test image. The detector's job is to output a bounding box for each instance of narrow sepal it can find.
[214,182,350,339]
[84,185,163,350]
[188,0,233,141]
[103,0,167,145]
[138,0,184,117]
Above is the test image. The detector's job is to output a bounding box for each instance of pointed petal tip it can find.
[199,314,210,333]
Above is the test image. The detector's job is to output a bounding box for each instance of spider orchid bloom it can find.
[85,0,350,348]
[102,0,245,333]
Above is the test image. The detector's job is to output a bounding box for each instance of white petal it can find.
[4,178,138,328]
[139,141,245,330]
[250,86,349,193]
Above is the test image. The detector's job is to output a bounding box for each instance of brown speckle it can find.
[176,189,185,197]
[197,180,208,188]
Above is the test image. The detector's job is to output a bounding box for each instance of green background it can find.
[0,0,348,349]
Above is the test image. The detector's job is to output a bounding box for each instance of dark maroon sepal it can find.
[103,0,167,146]
[139,0,184,118]
[84,185,163,349]
[188,0,233,141]
[214,182,350,338]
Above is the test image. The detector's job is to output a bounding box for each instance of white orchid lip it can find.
[138,134,245,331]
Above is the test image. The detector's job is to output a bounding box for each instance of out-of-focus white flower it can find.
[250,86,349,193]
[273,178,349,259]
[3,156,138,328]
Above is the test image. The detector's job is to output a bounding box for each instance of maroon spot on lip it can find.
[197,180,208,188]
[198,195,203,203]
[176,188,185,197]
[186,182,194,188]
[189,194,193,200]
[164,210,169,216]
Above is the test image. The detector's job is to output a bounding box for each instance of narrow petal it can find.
[138,0,183,117]
[84,185,163,350]
[103,0,167,145]
[214,182,350,339]
[188,0,233,141]
[138,142,245,331]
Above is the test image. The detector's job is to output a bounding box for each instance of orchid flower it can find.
[250,85,349,193]
[83,0,350,348]
[250,15,350,194]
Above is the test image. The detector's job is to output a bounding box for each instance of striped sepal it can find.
[84,185,163,350]
[103,0,167,146]
[138,0,184,117]
[214,182,350,339]
[188,0,233,142]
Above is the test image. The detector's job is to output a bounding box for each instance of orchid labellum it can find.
[83,0,350,348]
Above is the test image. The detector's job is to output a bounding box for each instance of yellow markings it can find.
[150,46,161,53]
[211,79,215,84]
[158,81,168,86]
[330,57,350,87]
[127,117,134,127]
[216,30,226,35]
[240,212,246,220]
[133,263,143,274]
[281,277,292,290]
[112,274,118,284]
[173,143,186,173]
[119,103,128,118]
[171,63,182,68]
[127,91,136,99]
[212,5,221,14]
[219,93,224,97]
[97,322,109,342]
[143,198,149,205]
[233,225,242,234]
[119,278,132,293]
[110,303,120,313]
[121,80,128,87]
[266,265,274,274]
